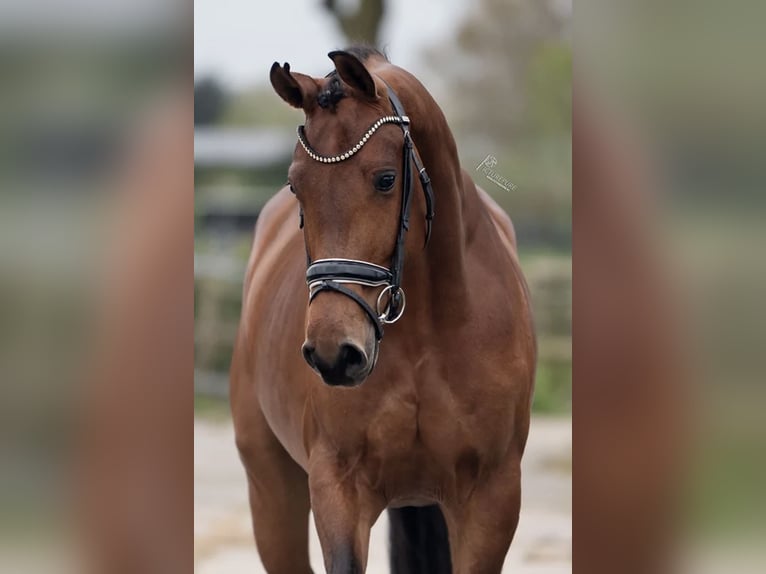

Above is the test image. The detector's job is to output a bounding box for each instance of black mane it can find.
[317,75,345,109]
[343,44,388,63]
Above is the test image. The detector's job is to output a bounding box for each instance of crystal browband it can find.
[296,115,410,164]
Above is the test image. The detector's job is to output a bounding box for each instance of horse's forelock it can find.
[317,74,345,110]
[317,46,388,110]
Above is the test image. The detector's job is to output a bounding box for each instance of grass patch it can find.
[532,358,571,413]
[194,394,231,421]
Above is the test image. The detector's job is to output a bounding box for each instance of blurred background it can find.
[194,0,571,572]
[0,0,192,571]
[0,0,763,572]
[575,2,766,572]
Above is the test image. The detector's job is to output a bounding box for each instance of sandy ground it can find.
[195,416,571,573]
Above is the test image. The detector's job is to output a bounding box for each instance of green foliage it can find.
[532,358,572,413]
[194,395,231,421]
[523,251,571,413]
[527,42,573,135]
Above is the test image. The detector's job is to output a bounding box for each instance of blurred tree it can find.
[429,0,570,145]
[322,0,385,46]
[426,0,572,250]
[194,78,227,126]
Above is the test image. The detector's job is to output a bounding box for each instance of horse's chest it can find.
[355,382,500,497]
[312,359,516,502]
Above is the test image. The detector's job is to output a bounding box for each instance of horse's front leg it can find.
[308,449,384,574]
[443,454,523,574]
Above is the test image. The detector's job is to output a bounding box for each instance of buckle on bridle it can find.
[376,285,406,324]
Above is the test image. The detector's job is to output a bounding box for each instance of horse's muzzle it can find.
[302,340,372,387]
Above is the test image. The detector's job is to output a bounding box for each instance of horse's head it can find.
[270,49,420,387]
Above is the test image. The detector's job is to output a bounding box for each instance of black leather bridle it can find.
[295,82,435,341]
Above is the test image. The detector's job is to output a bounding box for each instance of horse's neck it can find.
[376,65,490,328]
[407,112,485,328]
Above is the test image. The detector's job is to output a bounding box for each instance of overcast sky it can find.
[194,0,471,90]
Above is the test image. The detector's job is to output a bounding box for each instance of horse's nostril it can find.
[302,343,317,369]
[340,343,365,369]
[302,340,369,385]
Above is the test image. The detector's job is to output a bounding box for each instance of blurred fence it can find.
[194,127,291,396]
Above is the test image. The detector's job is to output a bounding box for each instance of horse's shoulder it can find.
[243,186,301,296]
[237,186,305,366]
[254,186,296,243]
[475,185,518,254]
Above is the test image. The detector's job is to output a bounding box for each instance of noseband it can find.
[296,83,435,341]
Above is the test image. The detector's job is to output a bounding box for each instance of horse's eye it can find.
[374,172,396,192]
[288,182,296,194]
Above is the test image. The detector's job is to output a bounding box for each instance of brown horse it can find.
[230,46,536,574]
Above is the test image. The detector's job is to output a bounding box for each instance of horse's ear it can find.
[328,51,378,99]
[270,62,317,109]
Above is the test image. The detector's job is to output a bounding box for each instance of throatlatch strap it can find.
[383,82,435,246]
[412,150,434,245]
